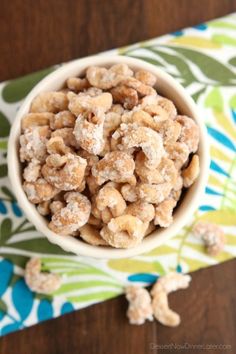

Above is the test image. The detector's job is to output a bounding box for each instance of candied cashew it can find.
[25,258,62,294]
[68,91,112,116]
[86,63,133,90]
[23,159,41,182]
[138,182,172,204]
[30,92,68,113]
[49,192,91,235]
[126,286,153,325]
[23,178,59,204]
[50,200,65,214]
[79,224,108,246]
[121,110,163,131]
[100,227,138,249]
[108,215,146,238]
[37,201,50,216]
[78,149,99,176]
[169,175,183,202]
[121,184,138,202]
[154,199,177,227]
[66,77,90,92]
[42,153,87,190]
[135,70,156,87]
[158,120,181,146]
[151,272,191,296]
[100,215,147,248]
[46,136,72,155]
[135,152,162,184]
[151,273,191,327]
[21,112,53,131]
[193,221,225,256]
[49,111,76,130]
[109,104,124,115]
[19,126,51,163]
[125,201,155,223]
[86,175,100,195]
[120,77,156,97]
[104,111,122,137]
[91,151,135,185]
[110,85,139,109]
[73,113,105,155]
[140,94,159,108]
[91,198,112,224]
[135,153,177,185]
[51,127,80,149]
[157,96,177,119]
[96,185,126,218]
[176,115,200,153]
[182,154,200,187]
[166,142,189,170]
[119,124,164,169]
[88,214,102,227]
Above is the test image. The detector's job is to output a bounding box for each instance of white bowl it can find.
[8,55,210,259]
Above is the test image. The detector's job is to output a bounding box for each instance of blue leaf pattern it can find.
[176,264,183,273]
[0,201,7,214]
[207,126,236,152]
[11,202,23,217]
[128,273,158,283]
[1,322,21,336]
[205,187,223,196]
[61,302,74,315]
[37,300,53,322]
[0,259,13,297]
[193,23,207,31]
[12,279,34,322]
[199,205,216,211]
[210,160,229,177]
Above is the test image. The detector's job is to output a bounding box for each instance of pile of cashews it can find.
[19,63,201,249]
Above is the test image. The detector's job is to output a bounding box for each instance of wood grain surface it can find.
[0,1,236,353]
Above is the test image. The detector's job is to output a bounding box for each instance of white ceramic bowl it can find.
[8,55,210,259]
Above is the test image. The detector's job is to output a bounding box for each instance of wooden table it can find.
[1,1,236,353]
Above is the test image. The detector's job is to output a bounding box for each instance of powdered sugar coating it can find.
[73,113,105,155]
[154,199,177,227]
[126,286,153,325]
[30,92,68,113]
[20,126,51,162]
[193,221,225,256]
[151,272,191,327]
[182,154,200,187]
[86,63,133,90]
[119,124,164,169]
[23,159,41,182]
[96,185,126,218]
[176,115,200,153]
[125,201,155,223]
[92,151,135,185]
[25,258,62,294]
[42,153,87,191]
[49,192,91,235]
[23,178,59,204]
[21,112,53,131]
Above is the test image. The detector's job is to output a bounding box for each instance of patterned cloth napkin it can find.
[0,13,235,337]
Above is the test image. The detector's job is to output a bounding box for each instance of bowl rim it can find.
[7,54,210,259]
